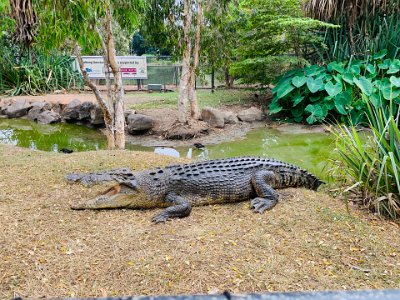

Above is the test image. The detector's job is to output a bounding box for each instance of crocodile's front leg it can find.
[250,170,279,213]
[152,193,192,223]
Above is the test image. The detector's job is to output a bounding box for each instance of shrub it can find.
[0,52,83,96]
[269,50,400,124]
[332,98,400,219]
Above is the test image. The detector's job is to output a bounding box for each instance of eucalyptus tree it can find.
[142,0,230,124]
[37,0,142,149]
[201,2,244,89]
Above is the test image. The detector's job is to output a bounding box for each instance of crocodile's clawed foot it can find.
[152,212,170,224]
[251,197,277,214]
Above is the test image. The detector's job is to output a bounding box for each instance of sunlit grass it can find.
[128,90,255,110]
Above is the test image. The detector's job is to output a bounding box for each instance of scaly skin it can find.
[67,157,324,223]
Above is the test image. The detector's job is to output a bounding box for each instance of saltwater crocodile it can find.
[67,157,323,223]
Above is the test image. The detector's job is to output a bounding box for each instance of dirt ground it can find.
[1,145,399,299]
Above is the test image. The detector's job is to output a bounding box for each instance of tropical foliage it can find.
[0,52,83,96]
[270,51,400,124]
[332,98,400,219]
[230,0,336,85]
[304,0,400,61]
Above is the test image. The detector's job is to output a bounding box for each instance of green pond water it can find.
[0,119,335,178]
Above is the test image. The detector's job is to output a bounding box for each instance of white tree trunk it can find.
[105,0,125,149]
[188,0,203,120]
[177,0,193,124]
[73,2,125,150]
[74,42,116,149]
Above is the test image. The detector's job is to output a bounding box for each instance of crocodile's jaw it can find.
[71,184,138,210]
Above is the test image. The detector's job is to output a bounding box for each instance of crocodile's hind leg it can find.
[152,193,192,223]
[250,170,279,213]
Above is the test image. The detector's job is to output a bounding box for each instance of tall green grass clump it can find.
[333,97,400,219]
[0,52,83,96]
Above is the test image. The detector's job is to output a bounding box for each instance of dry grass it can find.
[0,145,399,299]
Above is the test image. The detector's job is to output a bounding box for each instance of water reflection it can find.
[154,147,180,158]
[0,118,335,178]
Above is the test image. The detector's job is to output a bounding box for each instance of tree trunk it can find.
[177,0,193,124]
[105,0,125,149]
[224,67,234,89]
[211,65,215,91]
[74,42,116,149]
[73,2,126,150]
[187,0,203,120]
[10,0,37,49]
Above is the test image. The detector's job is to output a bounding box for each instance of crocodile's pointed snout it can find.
[71,184,136,210]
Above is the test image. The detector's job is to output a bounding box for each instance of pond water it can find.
[0,119,335,178]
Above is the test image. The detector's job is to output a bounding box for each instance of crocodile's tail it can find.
[277,165,324,191]
[302,170,324,191]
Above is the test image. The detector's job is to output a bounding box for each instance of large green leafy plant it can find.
[270,50,400,124]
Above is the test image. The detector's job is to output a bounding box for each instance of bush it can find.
[0,51,83,96]
[269,50,400,124]
[332,98,400,219]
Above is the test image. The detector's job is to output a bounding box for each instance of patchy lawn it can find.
[128,90,256,110]
[0,144,399,298]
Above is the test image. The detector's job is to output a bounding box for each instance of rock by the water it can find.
[0,100,12,115]
[127,113,154,134]
[124,109,136,122]
[78,101,94,120]
[27,102,52,121]
[237,107,264,122]
[61,99,81,121]
[222,111,239,124]
[201,107,225,128]
[4,99,32,118]
[90,106,104,125]
[37,110,61,124]
[51,102,64,114]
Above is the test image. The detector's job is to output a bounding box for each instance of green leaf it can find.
[273,80,295,99]
[370,93,381,107]
[342,72,354,84]
[292,94,305,107]
[306,77,324,93]
[390,76,400,87]
[372,49,387,60]
[325,80,343,97]
[378,59,391,70]
[387,60,400,74]
[269,100,283,114]
[305,65,324,77]
[292,76,307,88]
[327,62,345,73]
[304,103,327,124]
[353,76,373,96]
[366,64,376,74]
[350,65,360,75]
[334,91,351,115]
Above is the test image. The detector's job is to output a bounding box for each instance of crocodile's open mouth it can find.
[71,184,136,210]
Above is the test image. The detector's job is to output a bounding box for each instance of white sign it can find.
[77,56,147,79]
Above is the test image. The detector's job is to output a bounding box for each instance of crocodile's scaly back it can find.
[163,156,323,191]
